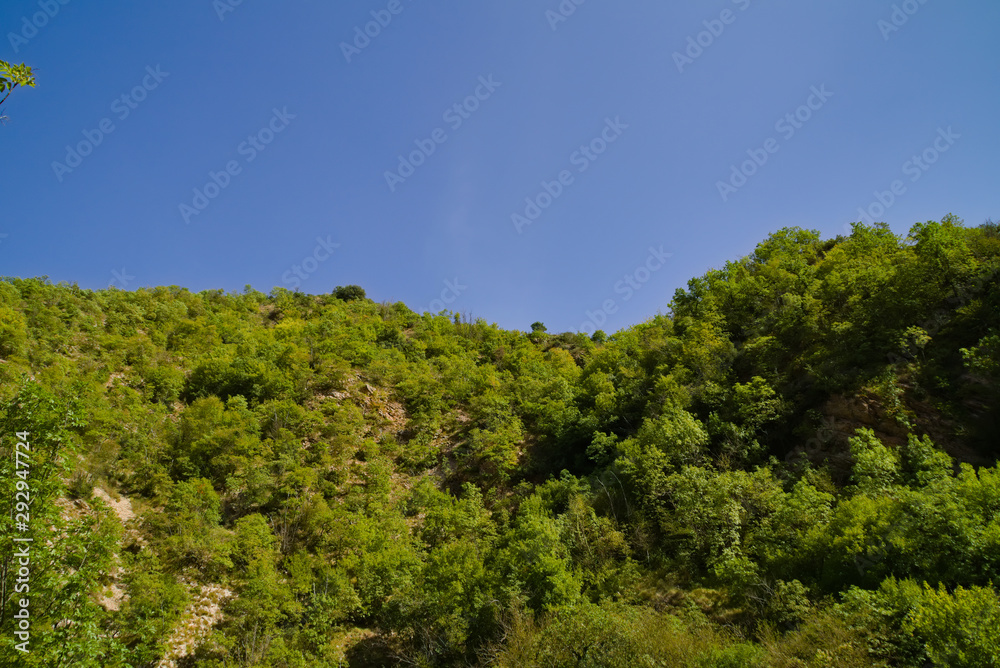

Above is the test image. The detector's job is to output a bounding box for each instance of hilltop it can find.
[1,215,999,666]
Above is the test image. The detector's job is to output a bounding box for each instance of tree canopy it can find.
[1,216,998,665]
[0,60,35,123]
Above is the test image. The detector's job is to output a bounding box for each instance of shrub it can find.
[333,285,366,301]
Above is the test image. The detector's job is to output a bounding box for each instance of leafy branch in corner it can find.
[0,60,36,124]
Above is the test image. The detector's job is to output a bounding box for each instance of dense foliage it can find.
[1,216,998,666]
[0,60,35,123]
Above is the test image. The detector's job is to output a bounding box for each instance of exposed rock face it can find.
[786,386,990,479]
[156,582,234,668]
[93,486,135,524]
[91,487,138,612]
[785,392,911,479]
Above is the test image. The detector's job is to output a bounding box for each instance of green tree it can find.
[900,433,951,487]
[909,583,1000,667]
[0,383,125,666]
[332,284,366,301]
[503,494,582,612]
[850,428,900,495]
[147,478,233,578]
[0,60,35,123]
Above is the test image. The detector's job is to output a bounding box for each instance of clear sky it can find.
[2,0,997,334]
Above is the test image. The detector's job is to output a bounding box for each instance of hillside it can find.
[1,215,999,667]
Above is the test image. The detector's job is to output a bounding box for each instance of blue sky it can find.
[1,0,997,334]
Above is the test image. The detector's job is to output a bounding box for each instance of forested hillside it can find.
[1,215,999,667]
